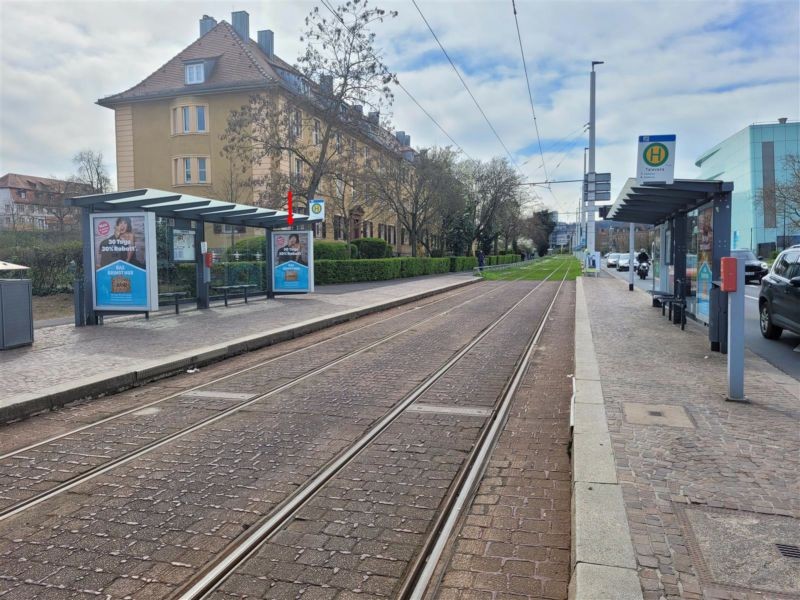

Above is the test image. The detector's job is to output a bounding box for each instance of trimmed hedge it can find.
[315,259,402,284]
[398,257,450,277]
[351,237,389,259]
[450,256,478,271]
[313,241,351,260]
[2,242,83,295]
[485,254,518,266]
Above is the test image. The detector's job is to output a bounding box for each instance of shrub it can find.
[449,256,478,272]
[429,248,444,257]
[314,259,402,284]
[351,237,389,259]
[349,243,359,259]
[7,242,83,295]
[227,236,266,260]
[385,244,395,258]
[314,241,351,261]
[398,257,450,277]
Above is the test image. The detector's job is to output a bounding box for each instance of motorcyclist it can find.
[637,249,649,265]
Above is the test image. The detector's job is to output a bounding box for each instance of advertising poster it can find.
[695,205,714,323]
[272,230,314,293]
[173,229,196,262]
[91,212,158,311]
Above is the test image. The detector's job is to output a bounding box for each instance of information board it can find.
[172,229,196,262]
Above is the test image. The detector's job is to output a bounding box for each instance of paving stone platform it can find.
[577,273,799,600]
[0,274,476,423]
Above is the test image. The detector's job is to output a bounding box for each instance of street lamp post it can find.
[587,61,603,256]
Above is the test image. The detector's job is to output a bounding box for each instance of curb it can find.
[568,277,643,600]
[1,277,480,424]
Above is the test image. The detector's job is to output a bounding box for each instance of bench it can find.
[652,280,687,330]
[212,284,258,307]
[158,291,188,314]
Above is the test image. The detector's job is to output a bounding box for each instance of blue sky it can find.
[1,0,798,221]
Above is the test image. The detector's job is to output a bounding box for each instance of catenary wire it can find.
[511,0,548,185]
[318,0,474,161]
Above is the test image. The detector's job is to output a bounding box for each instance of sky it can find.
[1,0,798,222]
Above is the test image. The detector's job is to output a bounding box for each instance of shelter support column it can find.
[265,229,274,299]
[195,221,209,310]
[628,222,635,291]
[672,213,687,324]
[710,191,732,352]
[80,207,97,326]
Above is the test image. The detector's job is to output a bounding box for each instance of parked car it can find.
[606,253,621,268]
[758,246,800,339]
[731,248,769,284]
[617,257,631,271]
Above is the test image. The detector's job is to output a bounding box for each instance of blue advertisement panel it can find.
[91,212,158,311]
[272,230,314,293]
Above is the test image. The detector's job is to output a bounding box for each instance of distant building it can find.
[0,173,91,232]
[695,119,800,255]
[548,221,574,250]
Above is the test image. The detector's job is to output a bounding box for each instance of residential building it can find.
[695,119,800,255]
[0,173,91,232]
[97,11,417,255]
[548,221,574,251]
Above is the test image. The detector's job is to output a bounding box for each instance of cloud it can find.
[1,0,798,223]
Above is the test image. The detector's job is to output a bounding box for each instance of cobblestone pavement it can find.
[431,282,575,600]
[0,282,501,512]
[0,281,562,599]
[0,274,475,402]
[584,274,800,600]
[208,281,569,600]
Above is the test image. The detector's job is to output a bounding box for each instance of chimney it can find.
[367,111,380,125]
[232,11,250,41]
[200,15,217,37]
[257,30,274,59]
[778,117,788,124]
[319,75,333,94]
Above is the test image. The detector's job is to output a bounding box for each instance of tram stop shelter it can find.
[67,188,319,326]
[604,178,733,352]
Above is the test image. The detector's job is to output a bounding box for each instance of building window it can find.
[198,158,207,183]
[173,156,210,185]
[185,63,204,84]
[313,221,327,239]
[182,106,191,133]
[18,190,26,199]
[292,109,302,138]
[401,228,408,245]
[378,223,385,240]
[196,106,206,132]
[387,225,396,245]
[313,120,320,145]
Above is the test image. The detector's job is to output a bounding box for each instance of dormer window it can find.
[185,62,205,85]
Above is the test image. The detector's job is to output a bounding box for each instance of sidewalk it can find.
[0,273,477,422]
[571,273,799,599]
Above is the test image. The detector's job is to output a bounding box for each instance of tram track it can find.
[0,278,525,523]
[172,263,569,599]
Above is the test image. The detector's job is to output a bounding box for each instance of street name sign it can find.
[637,135,675,185]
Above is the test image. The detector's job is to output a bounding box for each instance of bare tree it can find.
[72,150,112,193]
[39,177,87,237]
[222,0,397,213]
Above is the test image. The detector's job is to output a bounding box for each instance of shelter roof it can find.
[66,189,317,229]
[605,178,733,225]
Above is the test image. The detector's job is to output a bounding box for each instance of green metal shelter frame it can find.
[67,189,319,325]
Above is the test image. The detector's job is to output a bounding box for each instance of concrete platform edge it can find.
[0,277,479,424]
[569,276,643,600]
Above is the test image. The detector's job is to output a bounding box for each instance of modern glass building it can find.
[695,119,799,256]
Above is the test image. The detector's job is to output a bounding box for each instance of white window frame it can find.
[184,158,192,183]
[313,119,320,145]
[182,106,191,133]
[185,63,204,85]
[198,157,207,183]
[196,105,207,132]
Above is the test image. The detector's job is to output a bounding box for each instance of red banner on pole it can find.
[287,189,294,225]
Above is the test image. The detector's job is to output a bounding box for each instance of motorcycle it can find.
[637,261,649,280]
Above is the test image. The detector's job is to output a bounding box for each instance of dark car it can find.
[759,246,800,339]
[731,249,769,284]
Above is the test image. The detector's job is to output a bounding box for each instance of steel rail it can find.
[404,268,569,600]
[0,282,483,463]
[175,261,568,600]
[0,280,521,523]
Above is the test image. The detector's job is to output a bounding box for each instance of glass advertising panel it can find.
[172,229,196,262]
[91,212,158,311]
[272,230,314,293]
[685,202,714,323]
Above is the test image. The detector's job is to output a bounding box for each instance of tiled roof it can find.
[0,173,86,191]
[98,21,281,106]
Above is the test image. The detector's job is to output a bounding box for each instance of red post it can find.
[287,189,294,225]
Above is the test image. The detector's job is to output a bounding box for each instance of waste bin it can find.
[0,261,34,349]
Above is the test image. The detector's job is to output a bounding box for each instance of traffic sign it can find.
[583,181,611,193]
[636,135,675,185]
[586,172,610,183]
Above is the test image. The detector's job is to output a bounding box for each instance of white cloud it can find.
[0,0,798,222]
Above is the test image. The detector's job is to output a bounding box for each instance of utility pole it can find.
[588,61,603,256]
